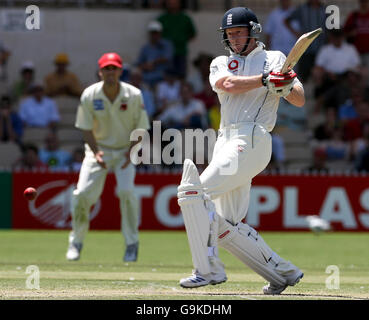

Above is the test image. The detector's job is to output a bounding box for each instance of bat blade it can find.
[281,28,322,73]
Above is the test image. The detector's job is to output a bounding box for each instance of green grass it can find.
[0,230,368,300]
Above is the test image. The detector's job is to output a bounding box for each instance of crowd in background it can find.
[1,0,369,173]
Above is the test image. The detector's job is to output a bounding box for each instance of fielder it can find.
[66,52,150,262]
[178,7,305,294]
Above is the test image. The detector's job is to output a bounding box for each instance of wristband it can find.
[261,71,269,86]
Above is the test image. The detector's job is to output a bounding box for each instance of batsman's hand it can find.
[264,70,297,97]
[95,150,107,169]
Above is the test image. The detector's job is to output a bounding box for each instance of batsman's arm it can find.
[284,83,305,107]
[215,75,263,94]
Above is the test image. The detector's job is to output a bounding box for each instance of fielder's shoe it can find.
[263,270,304,295]
[180,270,227,288]
[66,243,83,261]
[124,242,138,262]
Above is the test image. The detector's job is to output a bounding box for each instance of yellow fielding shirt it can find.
[75,81,150,149]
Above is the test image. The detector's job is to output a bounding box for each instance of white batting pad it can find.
[218,219,296,286]
[178,159,223,275]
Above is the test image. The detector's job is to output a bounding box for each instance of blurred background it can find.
[0,0,368,232]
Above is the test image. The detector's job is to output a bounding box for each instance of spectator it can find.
[12,143,48,171]
[136,21,174,88]
[264,0,299,56]
[284,0,327,82]
[194,81,219,111]
[158,0,197,78]
[314,29,361,79]
[344,0,369,68]
[322,68,366,112]
[354,121,369,171]
[323,126,350,161]
[187,52,214,95]
[208,103,221,130]
[343,101,369,141]
[306,148,329,173]
[0,95,23,145]
[70,146,84,172]
[0,40,11,81]
[338,87,363,123]
[10,61,35,103]
[155,69,181,113]
[18,84,60,130]
[44,53,83,98]
[39,131,72,170]
[157,82,207,129]
[313,107,339,141]
[271,134,286,170]
[312,29,361,113]
[129,68,156,120]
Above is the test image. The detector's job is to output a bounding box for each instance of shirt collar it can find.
[231,41,265,59]
[95,81,124,103]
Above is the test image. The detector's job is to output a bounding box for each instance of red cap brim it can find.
[99,61,122,69]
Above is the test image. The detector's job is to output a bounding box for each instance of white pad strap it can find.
[217,219,287,286]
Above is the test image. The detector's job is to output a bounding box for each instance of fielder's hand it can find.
[121,150,131,169]
[263,70,297,97]
[95,150,107,169]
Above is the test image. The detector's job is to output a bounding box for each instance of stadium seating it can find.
[0,142,22,169]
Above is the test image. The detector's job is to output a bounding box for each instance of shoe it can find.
[66,243,83,261]
[263,271,304,295]
[180,270,227,288]
[124,242,138,262]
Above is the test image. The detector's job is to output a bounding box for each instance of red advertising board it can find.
[12,172,369,231]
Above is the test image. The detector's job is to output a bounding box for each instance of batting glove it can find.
[262,70,297,97]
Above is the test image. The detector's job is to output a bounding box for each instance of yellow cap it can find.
[54,53,69,64]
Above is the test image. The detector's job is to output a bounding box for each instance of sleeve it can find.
[75,90,94,130]
[186,15,196,39]
[350,45,361,68]
[209,56,232,93]
[164,40,174,60]
[136,47,146,65]
[18,100,27,122]
[285,5,301,23]
[315,47,327,68]
[49,99,60,122]
[134,92,151,131]
[264,12,274,35]
[69,73,83,96]
[343,12,355,32]
[11,113,24,138]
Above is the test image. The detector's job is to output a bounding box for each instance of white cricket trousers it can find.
[200,122,272,224]
[69,144,139,246]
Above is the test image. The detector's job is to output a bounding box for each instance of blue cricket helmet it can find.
[220,7,262,53]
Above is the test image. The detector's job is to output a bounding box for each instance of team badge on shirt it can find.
[120,102,127,111]
[93,99,104,110]
[228,60,239,72]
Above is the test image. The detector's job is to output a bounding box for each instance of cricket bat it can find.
[281,28,322,73]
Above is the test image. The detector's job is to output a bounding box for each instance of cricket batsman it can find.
[178,7,305,294]
[66,52,150,262]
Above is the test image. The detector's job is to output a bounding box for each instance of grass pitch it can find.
[0,230,368,300]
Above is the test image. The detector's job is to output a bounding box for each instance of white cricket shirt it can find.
[75,81,150,149]
[209,42,302,132]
